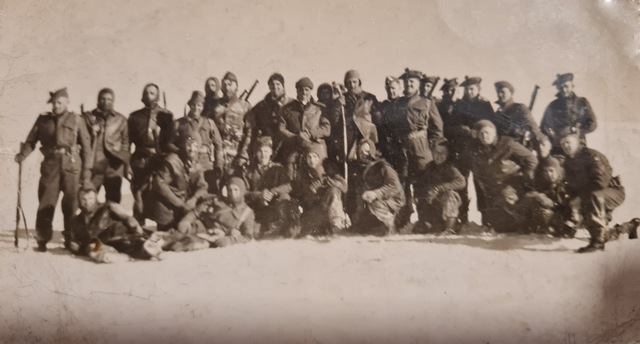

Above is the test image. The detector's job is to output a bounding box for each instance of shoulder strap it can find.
[233,206,253,230]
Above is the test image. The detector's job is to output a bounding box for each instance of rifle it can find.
[427,77,440,99]
[240,80,259,102]
[332,82,349,185]
[528,85,540,111]
[523,85,541,149]
[163,91,168,110]
[15,142,29,250]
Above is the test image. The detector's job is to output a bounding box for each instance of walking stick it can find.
[341,103,348,185]
[15,143,29,250]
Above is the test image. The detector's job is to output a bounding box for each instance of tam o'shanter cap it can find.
[399,68,423,80]
[48,87,69,103]
[552,73,574,86]
[460,76,482,87]
[494,81,514,93]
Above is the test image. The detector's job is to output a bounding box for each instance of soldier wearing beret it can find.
[169,91,224,194]
[15,88,94,252]
[492,81,546,153]
[420,75,440,102]
[541,73,597,154]
[240,73,294,165]
[82,88,130,204]
[559,128,625,252]
[379,76,405,171]
[208,72,252,171]
[278,77,331,179]
[142,130,209,231]
[128,83,174,224]
[393,68,445,227]
[241,136,300,238]
[468,120,538,227]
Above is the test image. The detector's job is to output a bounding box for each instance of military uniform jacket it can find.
[492,99,545,147]
[243,161,292,206]
[469,136,538,186]
[209,95,251,156]
[453,95,495,127]
[69,201,137,253]
[83,109,130,164]
[361,159,404,204]
[20,110,93,182]
[201,201,256,239]
[279,99,331,159]
[540,93,597,148]
[563,148,615,196]
[344,90,380,122]
[128,105,174,156]
[241,94,294,158]
[292,164,347,209]
[169,115,223,171]
[393,93,444,164]
[420,162,467,194]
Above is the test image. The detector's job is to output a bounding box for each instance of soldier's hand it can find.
[263,189,274,203]
[14,154,25,164]
[183,198,198,212]
[310,180,323,193]
[230,229,242,238]
[362,191,377,203]
[300,131,311,141]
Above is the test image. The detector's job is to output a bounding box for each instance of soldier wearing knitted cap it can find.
[559,127,625,252]
[128,83,174,225]
[291,142,349,236]
[240,73,294,168]
[240,136,300,238]
[279,77,331,179]
[142,130,209,231]
[492,81,547,153]
[15,87,94,252]
[343,69,381,131]
[541,73,597,154]
[168,91,224,194]
[203,77,221,117]
[468,119,538,227]
[391,68,445,228]
[81,88,130,204]
[208,71,252,172]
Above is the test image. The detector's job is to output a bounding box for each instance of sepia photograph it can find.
[1,0,640,342]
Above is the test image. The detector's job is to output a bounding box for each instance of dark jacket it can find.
[419,161,466,195]
[19,110,93,182]
[83,109,130,164]
[344,90,380,122]
[207,95,251,160]
[540,93,597,149]
[292,163,347,210]
[563,148,615,197]
[279,99,331,159]
[360,159,405,209]
[169,115,223,171]
[469,136,538,188]
[128,105,174,155]
[69,201,140,254]
[453,95,495,128]
[243,161,292,208]
[241,93,294,158]
[492,99,545,149]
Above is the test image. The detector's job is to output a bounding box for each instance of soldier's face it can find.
[465,85,480,99]
[51,96,69,115]
[318,88,332,105]
[190,102,204,117]
[98,92,114,112]
[222,79,238,96]
[557,81,574,98]
[442,87,455,98]
[346,78,361,93]
[404,78,420,96]
[497,88,512,103]
[269,80,285,98]
[389,81,402,99]
[143,86,159,106]
[357,143,371,163]
[184,140,200,160]
[539,140,552,158]
[227,184,243,203]
[79,190,98,212]
[207,79,219,94]
[543,166,559,183]
[256,146,272,166]
[433,146,449,165]
[297,86,312,103]
[502,188,519,206]
[422,82,434,96]
[478,126,497,146]
[560,136,580,157]
[305,152,321,168]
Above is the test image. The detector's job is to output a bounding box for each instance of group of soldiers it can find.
[15,69,629,260]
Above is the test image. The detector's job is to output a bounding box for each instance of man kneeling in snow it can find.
[68,186,163,261]
[350,138,404,236]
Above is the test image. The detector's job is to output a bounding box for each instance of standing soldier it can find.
[241,73,293,163]
[169,91,223,194]
[279,77,331,179]
[209,72,252,171]
[420,75,440,102]
[203,77,221,117]
[343,69,380,124]
[128,83,174,224]
[82,88,129,203]
[455,76,494,126]
[541,73,597,154]
[14,88,93,252]
[559,128,625,252]
[394,68,445,227]
[379,76,404,167]
[492,81,546,152]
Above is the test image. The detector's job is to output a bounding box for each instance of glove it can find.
[14,153,25,164]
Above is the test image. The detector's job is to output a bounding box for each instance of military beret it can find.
[385,76,400,86]
[254,136,273,151]
[494,81,514,93]
[460,76,482,87]
[552,73,574,86]
[295,77,314,90]
[47,87,69,103]
[188,91,205,105]
[344,69,361,83]
[557,126,580,139]
[473,119,496,132]
[421,75,439,85]
[268,73,285,86]
[399,68,424,81]
[223,72,238,83]
[440,78,459,91]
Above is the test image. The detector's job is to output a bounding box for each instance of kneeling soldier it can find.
[292,144,348,236]
[560,128,625,252]
[242,136,300,237]
[68,186,162,260]
[351,138,405,236]
[414,139,466,235]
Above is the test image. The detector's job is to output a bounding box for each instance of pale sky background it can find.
[0,0,639,229]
